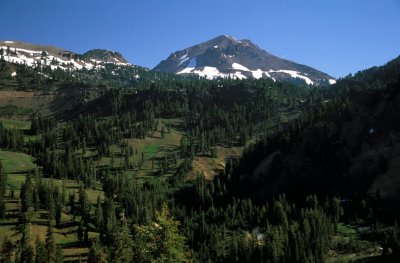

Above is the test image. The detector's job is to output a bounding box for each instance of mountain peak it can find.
[213,34,240,42]
[153,36,335,85]
[83,49,129,64]
[201,35,243,49]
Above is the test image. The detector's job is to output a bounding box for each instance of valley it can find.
[0,35,400,263]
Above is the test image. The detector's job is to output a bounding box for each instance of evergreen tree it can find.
[113,221,133,263]
[0,237,14,263]
[87,240,108,263]
[45,221,57,263]
[0,161,6,219]
[34,236,46,263]
[94,195,103,228]
[19,223,34,263]
[133,204,189,262]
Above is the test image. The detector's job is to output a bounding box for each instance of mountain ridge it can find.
[0,40,130,71]
[154,35,336,85]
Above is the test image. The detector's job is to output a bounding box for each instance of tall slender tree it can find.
[0,161,6,218]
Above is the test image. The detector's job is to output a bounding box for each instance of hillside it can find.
[1,41,400,262]
[217,56,400,262]
[154,35,336,85]
[225,57,400,199]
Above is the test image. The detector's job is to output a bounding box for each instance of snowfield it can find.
[176,62,318,84]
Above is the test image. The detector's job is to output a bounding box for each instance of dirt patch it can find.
[0,90,35,98]
[189,146,244,180]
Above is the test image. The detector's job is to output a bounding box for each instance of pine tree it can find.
[0,161,6,218]
[94,195,103,228]
[101,198,117,244]
[87,240,108,263]
[45,221,56,263]
[113,221,133,263]
[34,236,46,263]
[19,223,34,263]
[20,173,33,215]
[78,185,90,222]
[161,126,165,139]
[77,220,84,242]
[133,204,189,262]
[1,237,14,263]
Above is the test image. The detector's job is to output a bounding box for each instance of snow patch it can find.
[252,69,263,79]
[328,79,336,85]
[232,63,250,71]
[4,41,14,44]
[213,45,218,48]
[11,72,17,77]
[194,66,221,79]
[177,54,189,66]
[232,71,247,79]
[271,70,314,85]
[177,57,197,74]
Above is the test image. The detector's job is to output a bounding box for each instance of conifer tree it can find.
[45,221,57,263]
[94,195,103,228]
[88,240,108,263]
[35,236,46,263]
[1,237,14,263]
[19,223,34,263]
[133,204,189,262]
[0,161,6,218]
[113,220,133,263]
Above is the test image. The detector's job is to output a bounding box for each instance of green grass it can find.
[327,223,379,263]
[0,118,39,142]
[0,118,31,130]
[336,223,359,242]
[0,150,36,173]
[143,144,159,155]
[24,134,40,143]
[96,119,183,178]
[57,237,77,245]
[0,224,20,242]
[0,105,33,117]
[336,223,357,234]
[6,174,27,190]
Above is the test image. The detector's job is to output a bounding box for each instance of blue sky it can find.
[0,0,399,78]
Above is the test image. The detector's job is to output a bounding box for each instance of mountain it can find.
[0,40,180,91]
[154,35,336,85]
[83,49,129,64]
[0,40,130,71]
